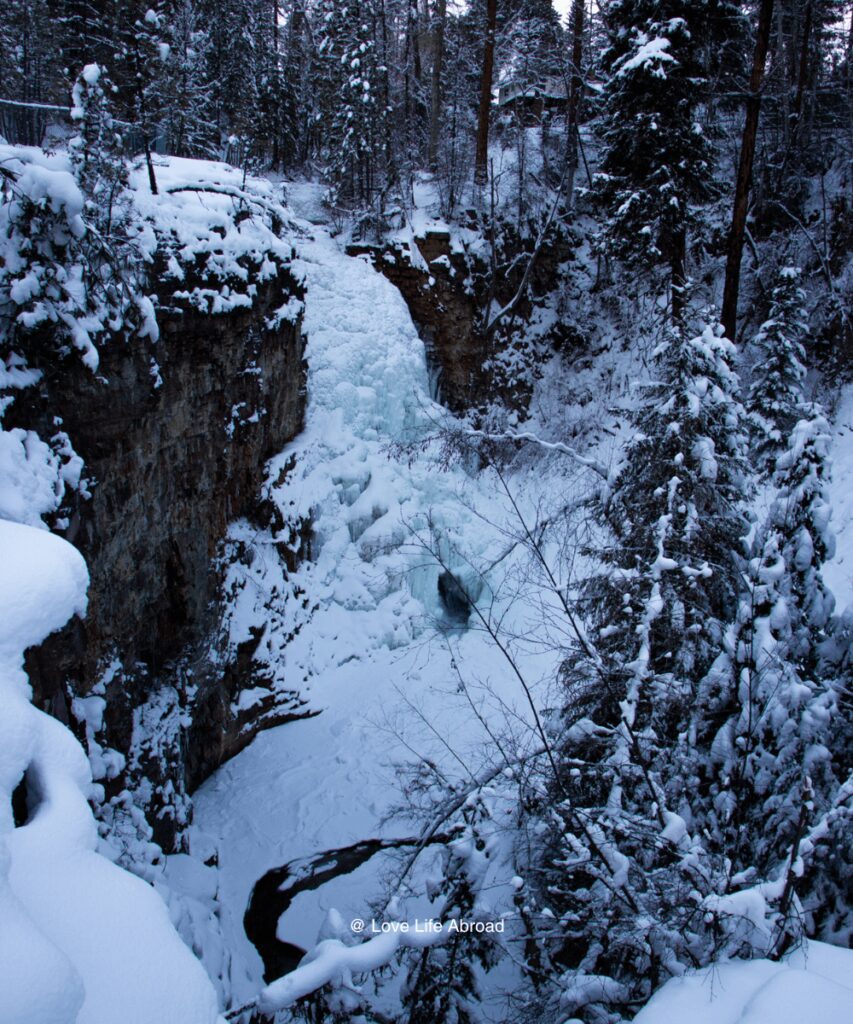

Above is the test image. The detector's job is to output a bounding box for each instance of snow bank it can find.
[0,520,222,1024]
[633,941,853,1024]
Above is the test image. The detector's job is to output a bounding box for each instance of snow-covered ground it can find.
[633,939,853,1024]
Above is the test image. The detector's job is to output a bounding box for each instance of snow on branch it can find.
[257,926,447,1013]
[465,426,609,480]
[163,184,295,232]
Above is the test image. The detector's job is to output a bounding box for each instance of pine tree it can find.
[748,267,810,472]
[594,1,740,318]
[701,397,846,955]
[158,0,217,158]
[55,0,116,84]
[121,3,170,193]
[535,319,752,1017]
[69,62,128,232]
[314,0,390,212]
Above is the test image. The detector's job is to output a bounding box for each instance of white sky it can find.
[552,0,572,19]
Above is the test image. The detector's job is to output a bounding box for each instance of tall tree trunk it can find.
[271,0,281,169]
[411,0,422,85]
[428,0,446,172]
[474,0,497,187]
[721,0,774,343]
[790,0,813,146]
[565,0,584,206]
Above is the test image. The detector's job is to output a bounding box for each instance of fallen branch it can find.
[258,925,448,1012]
[163,184,291,231]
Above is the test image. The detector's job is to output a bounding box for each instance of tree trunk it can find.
[790,0,813,146]
[721,0,774,343]
[144,141,159,195]
[565,0,585,206]
[671,227,687,322]
[428,0,446,172]
[474,0,497,187]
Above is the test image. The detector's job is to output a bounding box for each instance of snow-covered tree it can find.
[699,395,847,955]
[314,0,391,210]
[69,63,128,232]
[594,1,741,317]
[531,319,752,1017]
[158,0,217,158]
[591,320,750,683]
[748,266,810,472]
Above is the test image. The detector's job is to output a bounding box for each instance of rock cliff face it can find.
[8,259,307,848]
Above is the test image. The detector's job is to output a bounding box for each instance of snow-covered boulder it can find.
[0,520,223,1024]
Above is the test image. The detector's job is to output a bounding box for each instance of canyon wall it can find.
[7,259,307,847]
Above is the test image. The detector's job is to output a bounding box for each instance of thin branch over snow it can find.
[465,426,610,480]
[484,169,567,338]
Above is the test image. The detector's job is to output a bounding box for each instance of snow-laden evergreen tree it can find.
[591,320,751,683]
[772,409,837,653]
[0,153,98,371]
[593,1,741,317]
[69,63,128,233]
[158,0,217,158]
[314,0,391,212]
[748,266,810,472]
[529,319,752,1018]
[698,395,849,956]
[1,64,156,380]
[276,2,312,169]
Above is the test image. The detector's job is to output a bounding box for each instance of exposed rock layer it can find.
[9,262,306,845]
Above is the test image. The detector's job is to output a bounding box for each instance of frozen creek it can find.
[190,184,559,1009]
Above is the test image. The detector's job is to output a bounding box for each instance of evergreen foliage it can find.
[593,1,741,309]
[748,267,810,472]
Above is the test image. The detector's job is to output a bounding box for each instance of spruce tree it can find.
[314,0,390,211]
[703,400,846,953]
[594,1,740,317]
[159,0,217,158]
[748,267,810,473]
[538,319,751,1017]
[69,62,128,232]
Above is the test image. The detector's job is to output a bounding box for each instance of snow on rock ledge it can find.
[0,520,222,1024]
